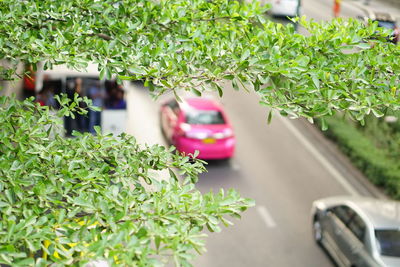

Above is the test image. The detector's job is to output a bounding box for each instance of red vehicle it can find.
[160,97,235,160]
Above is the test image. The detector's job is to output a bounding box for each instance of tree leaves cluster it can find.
[0,0,398,122]
[0,95,253,266]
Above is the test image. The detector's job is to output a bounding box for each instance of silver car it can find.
[311,196,400,267]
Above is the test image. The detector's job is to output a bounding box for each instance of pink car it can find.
[160,97,235,160]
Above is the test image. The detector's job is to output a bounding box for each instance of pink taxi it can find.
[160,97,235,160]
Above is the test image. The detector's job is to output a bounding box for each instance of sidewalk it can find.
[126,81,166,146]
[368,0,400,9]
[347,0,400,17]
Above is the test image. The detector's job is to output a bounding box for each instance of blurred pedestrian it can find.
[22,64,35,99]
[88,80,105,134]
[333,0,341,18]
[64,77,87,135]
[333,0,342,18]
[107,88,126,109]
[35,87,57,108]
[74,78,88,133]
[35,89,46,106]
[44,86,57,108]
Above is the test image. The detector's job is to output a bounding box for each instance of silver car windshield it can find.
[185,110,225,125]
[375,230,400,257]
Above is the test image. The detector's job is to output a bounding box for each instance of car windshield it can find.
[377,21,396,29]
[185,110,225,125]
[375,229,400,257]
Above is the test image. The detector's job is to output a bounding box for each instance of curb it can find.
[373,0,400,9]
[347,0,400,14]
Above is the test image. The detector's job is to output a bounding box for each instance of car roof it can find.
[318,196,400,229]
[180,97,223,111]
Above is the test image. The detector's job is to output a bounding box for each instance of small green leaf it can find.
[155,236,161,251]
[129,66,146,75]
[240,49,250,61]
[216,83,223,97]
[94,125,102,135]
[267,110,273,124]
[311,74,320,89]
[320,118,328,131]
[191,88,202,96]
[355,43,372,49]
[232,79,239,91]
[136,227,147,238]
[100,67,106,80]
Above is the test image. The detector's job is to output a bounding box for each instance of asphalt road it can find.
[124,1,399,266]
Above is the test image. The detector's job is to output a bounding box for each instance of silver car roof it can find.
[316,196,400,229]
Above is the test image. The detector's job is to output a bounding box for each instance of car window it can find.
[185,110,225,125]
[347,214,366,241]
[167,100,180,115]
[376,20,396,29]
[331,206,355,224]
[167,100,178,109]
[375,229,400,257]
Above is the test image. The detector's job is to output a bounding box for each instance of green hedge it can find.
[320,117,400,199]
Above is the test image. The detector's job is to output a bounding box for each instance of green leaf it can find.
[320,118,328,131]
[155,236,161,251]
[297,55,310,67]
[241,49,250,61]
[224,74,235,80]
[136,227,147,238]
[311,74,320,89]
[267,110,273,124]
[100,67,106,80]
[371,109,384,117]
[215,83,223,97]
[232,79,239,91]
[129,66,146,75]
[191,88,202,96]
[355,43,372,49]
[94,125,102,135]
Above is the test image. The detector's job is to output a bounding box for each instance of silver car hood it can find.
[380,255,400,267]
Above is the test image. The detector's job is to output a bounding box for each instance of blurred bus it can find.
[34,63,128,136]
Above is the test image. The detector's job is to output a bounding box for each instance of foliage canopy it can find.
[1,0,399,121]
[0,95,253,266]
[0,0,399,266]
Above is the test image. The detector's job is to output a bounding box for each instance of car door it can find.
[331,207,378,267]
[324,206,355,266]
[320,208,341,251]
[336,212,365,266]
[342,214,378,267]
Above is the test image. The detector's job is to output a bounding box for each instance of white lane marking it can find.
[278,116,360,196]
[257,205,277,228]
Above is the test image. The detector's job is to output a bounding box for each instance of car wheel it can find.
[313,217,323,244]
